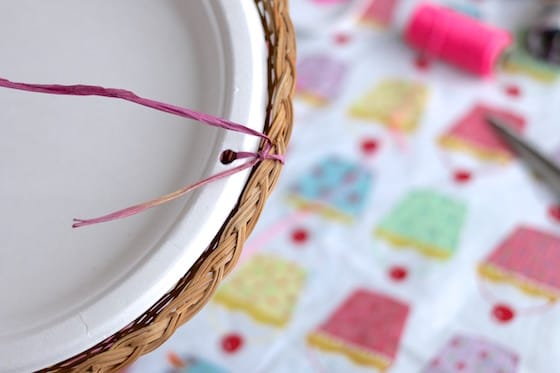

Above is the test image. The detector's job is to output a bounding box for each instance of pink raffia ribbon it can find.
[0,77,284,228]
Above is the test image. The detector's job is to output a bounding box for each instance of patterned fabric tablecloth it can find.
[128,0,560,372]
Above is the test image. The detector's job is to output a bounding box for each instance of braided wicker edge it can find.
[40,1,295,371]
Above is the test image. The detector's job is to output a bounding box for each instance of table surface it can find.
[127,0,560,372]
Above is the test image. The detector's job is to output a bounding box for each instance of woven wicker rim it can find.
[41,1,295,371]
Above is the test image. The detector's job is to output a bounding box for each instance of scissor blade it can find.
[486,115,560,197]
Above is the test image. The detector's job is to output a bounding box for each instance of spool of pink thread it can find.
[404,3,512,77]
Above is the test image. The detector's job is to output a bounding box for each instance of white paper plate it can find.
[0,1,266,372]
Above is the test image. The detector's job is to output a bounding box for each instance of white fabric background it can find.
[129,1,560,372]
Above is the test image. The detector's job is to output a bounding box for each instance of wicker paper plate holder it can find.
[40,1,295,371]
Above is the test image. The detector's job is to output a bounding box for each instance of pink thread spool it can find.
[404,3,512,77]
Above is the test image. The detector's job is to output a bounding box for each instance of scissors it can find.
[486,115,560,197]
[526,0,560,65]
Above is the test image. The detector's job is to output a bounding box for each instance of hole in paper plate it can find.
[220,149,237,165]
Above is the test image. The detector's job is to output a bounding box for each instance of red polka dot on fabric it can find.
[334,33,351,45]
[360,138,380,156]
[414,54,431,71]
[388,266,408,282]
[548,205,560,223]
[455,361,466,370]
[344,171,359,183]
[348,192,360,204]
[504,84,522,98]
[166,351,186,368]
[291,228,309,245]
[492,304,515,323]
[221,333,244,354]
[453,169,473,184]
